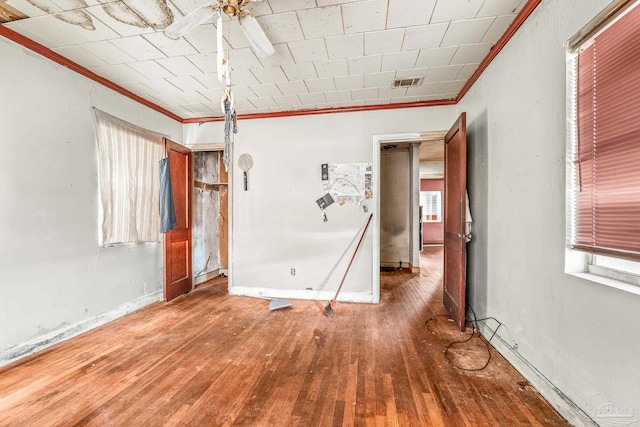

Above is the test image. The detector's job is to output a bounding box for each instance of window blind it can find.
[574,2,640,259]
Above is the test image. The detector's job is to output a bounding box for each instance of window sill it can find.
[569,271,640,296]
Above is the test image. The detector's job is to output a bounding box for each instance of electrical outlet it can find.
[321,163,328,180]
[291,268,296,276]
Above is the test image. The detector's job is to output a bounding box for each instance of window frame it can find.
[565,0,640,292]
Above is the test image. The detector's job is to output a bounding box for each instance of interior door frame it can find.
[372,131,447,302]
[184,142,232,289]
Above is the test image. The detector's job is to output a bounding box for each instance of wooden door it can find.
[443,113,467,331]
[164,139,193,302]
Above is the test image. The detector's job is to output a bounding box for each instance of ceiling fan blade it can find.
[164,3,217,39]
[238,11,275,58]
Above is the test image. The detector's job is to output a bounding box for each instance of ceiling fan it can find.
[164,0,275,58]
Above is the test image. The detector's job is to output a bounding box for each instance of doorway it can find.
[372,114,467,329]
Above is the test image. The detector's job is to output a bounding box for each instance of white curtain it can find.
[93,108,165,246]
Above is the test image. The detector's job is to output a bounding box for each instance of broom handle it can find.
[331,213,373,304]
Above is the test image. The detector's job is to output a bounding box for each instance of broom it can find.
[324,213,373,318]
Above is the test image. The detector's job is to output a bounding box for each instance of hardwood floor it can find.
[0,247,568,426]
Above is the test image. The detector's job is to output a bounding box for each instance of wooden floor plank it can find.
[0,248,570,426]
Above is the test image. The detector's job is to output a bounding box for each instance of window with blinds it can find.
[420,191,442,222]
[568,0,640,261]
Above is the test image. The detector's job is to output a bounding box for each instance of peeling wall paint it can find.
[193,151,221,278]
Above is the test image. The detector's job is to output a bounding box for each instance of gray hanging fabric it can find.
[159,157,177,233]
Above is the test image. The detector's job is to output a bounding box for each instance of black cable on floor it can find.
[424,305,503,372]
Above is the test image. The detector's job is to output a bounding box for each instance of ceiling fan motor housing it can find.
[221,0,240,16]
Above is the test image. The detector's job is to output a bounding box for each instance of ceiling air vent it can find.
[392,77,424,88]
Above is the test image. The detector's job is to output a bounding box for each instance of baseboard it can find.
[0,291,162,368]
[229,285,378,304]
[477,323,598,427]
[194,269,221,286]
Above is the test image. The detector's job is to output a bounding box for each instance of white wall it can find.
[0,38,182,363]
[460,0,640,423]
[184,106,457,302]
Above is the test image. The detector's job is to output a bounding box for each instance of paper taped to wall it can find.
[324,163,372,204]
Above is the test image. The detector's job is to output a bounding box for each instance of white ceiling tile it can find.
[117,80,154,96]
[246,1,273,16]
[387,0,435,29]
[297,5,343,39]
[250,97,279,108]
[186,53,217,74]
[440,17,494,47]
[224,19,252,49]
[434,80,466,95]
[351,87,378,100]
[156,56,203,77]
[228,48,262,69]
[182,103,215,114]
[431,0,484,23]
[324,90,352,102]
[111,36,166,61]
[227,86,257,100]
[198,88,224,102]
[177,90,210,104]
[149,91,187,106]
[193,73,221,89]
[299,92,327,105]
[314,59,349,78]
[456,63,480,80]
[230,99,256,112]
[227,69,260,86]
[317,0,360,5]
[183,24,217,53]
[405,82,438,96]
[251,83,283,97]
[450,43,492,65]
[326,34,363,60]
[424,65,464,82]
[414,46,457,67]
[268,0,316,14]
[257,12,305,44]
[52,45,108,68]
[259,43,295,67]
[366,98,390,105]
[250,65,289,84]
[128,60,174,79]
[288,38,328,63]
[273,95,303,107]
[481,15,515,43]
[364,71,396,88]
[85,5,155,37]
[364,28,404,56]
[348,55,381,75]
[342,0,387,34]
[395,68,428,78]
[8,13,119,48]
[337,100,361,107]
[90,64,146,83]
[142,78,184,94]
[378,87,406,98]
[402,23,448,51]
[476,0,523,17]
[391,96,419,103]
[276,80,309,96]
[143,32,199,57]
[381,51,418,72]
[2,0,48,17]
[166,75,207,91]
[334,74,364,90]
[170,0,211,17]
[81,40,134,65]
[281,62,318,80]
[305,78,336,92]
